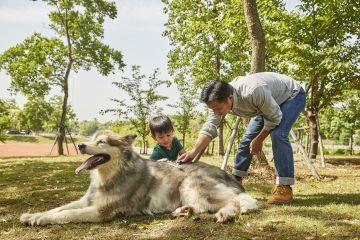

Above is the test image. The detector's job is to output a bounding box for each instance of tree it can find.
[271,0,360,158]
[321,92,360,155]
[78,119,101,136]
[0,0,125,155]
[169,83,197,147]
[101,66,168,154]
[44,95,78,133]
[0,99,13,142]
[17,97,53,133]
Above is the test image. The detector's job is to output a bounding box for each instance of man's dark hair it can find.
[149,115,174,136]
[200,80,233,103]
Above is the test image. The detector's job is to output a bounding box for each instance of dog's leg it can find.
[47,192,90,213]
[21,206,101,226]
[215,193,258,223]
[171,205,195,219]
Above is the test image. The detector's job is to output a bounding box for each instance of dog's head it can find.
[75,130,137,174]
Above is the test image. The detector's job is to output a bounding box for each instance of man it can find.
[178,72,306,204]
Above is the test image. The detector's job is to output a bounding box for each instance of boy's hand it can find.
[177,150,196,164]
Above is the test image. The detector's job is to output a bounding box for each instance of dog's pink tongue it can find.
[75,155,98,174]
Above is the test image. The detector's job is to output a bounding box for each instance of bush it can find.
[331,148,346,155]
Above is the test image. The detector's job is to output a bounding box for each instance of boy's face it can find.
[152,131,173,149]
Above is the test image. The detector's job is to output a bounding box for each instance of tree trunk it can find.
[243,0,266,73]
[217,121,225,156]
[315,114,325,166]
[348,131,354,155]
[306,110,318,159]
[58,18,73,156]
[57,60,72,155]
[182,129,186,148]
[242,0,270,171]
[142,138,146,154]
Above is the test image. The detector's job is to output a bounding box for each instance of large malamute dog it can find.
[20,131,258,226]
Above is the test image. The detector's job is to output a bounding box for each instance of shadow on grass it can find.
[326,157,360,166]
[291,193,360,206]
[7,135,39,143]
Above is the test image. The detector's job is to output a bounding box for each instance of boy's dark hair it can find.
[149,115,174,136]
[200,80,233,103]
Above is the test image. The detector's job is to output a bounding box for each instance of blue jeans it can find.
[232,88,306,185]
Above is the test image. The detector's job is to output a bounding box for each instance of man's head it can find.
[149,115,174,149]
[200,80,233,116]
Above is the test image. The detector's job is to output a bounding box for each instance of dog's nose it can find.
[78,144,86,151]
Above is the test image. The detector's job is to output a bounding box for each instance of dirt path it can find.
[0,143,78,157]
[0,143,149,157]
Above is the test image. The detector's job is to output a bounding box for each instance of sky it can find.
[0,0,300,123]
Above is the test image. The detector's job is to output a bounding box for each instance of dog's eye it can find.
[98,139,107,144]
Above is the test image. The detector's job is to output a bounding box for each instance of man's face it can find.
[206,96,233,116]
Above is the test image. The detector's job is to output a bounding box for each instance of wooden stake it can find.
[290,130,321,181]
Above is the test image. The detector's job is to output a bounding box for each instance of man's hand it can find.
[250,138,263,155]
[177,149,196,164]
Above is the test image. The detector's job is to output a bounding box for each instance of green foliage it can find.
[162,0,286,87]
[17,96,53,133]
[0,34,66,97]
[168,83,197,148]
[320,91,360,145]
[271,0,360,112]
[0,99,13,142]
[78,119,101,136]
[101,66,168,152]
[43,96,78,132]
[0,0,125,97]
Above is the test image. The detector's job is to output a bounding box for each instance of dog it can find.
[20,130,258,226]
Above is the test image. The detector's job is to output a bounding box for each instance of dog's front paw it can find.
[20,213,33,224]
[20,213,51,226]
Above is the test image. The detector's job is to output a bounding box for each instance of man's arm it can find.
[250,129,270,155]
[178,133,212,163]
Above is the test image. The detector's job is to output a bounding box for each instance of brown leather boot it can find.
[267,185,293,204]
[233,175,245,192]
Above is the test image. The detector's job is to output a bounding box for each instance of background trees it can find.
[0,0,125,155]
[0,99,12,142]
[168,83,197,148]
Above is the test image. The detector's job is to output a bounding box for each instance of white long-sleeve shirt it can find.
[200,72,303,139]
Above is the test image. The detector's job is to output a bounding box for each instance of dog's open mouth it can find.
[75,153,111,174]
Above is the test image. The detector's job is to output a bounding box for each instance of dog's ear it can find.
[123,134,137,145]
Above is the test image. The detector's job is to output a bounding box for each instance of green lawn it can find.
[0,155,359,239]
[5,134,86,144]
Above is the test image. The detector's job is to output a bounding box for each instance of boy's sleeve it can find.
[150,148,163,161]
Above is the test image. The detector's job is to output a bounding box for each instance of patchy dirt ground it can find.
[0,143,79,157]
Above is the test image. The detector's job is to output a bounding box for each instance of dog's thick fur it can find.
[20,131,258,226]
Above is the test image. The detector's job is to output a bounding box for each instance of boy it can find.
[149,115,185,161]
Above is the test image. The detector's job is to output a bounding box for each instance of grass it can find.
[0,154,359,240]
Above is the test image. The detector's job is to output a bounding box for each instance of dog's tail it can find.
[215,193,258,222]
